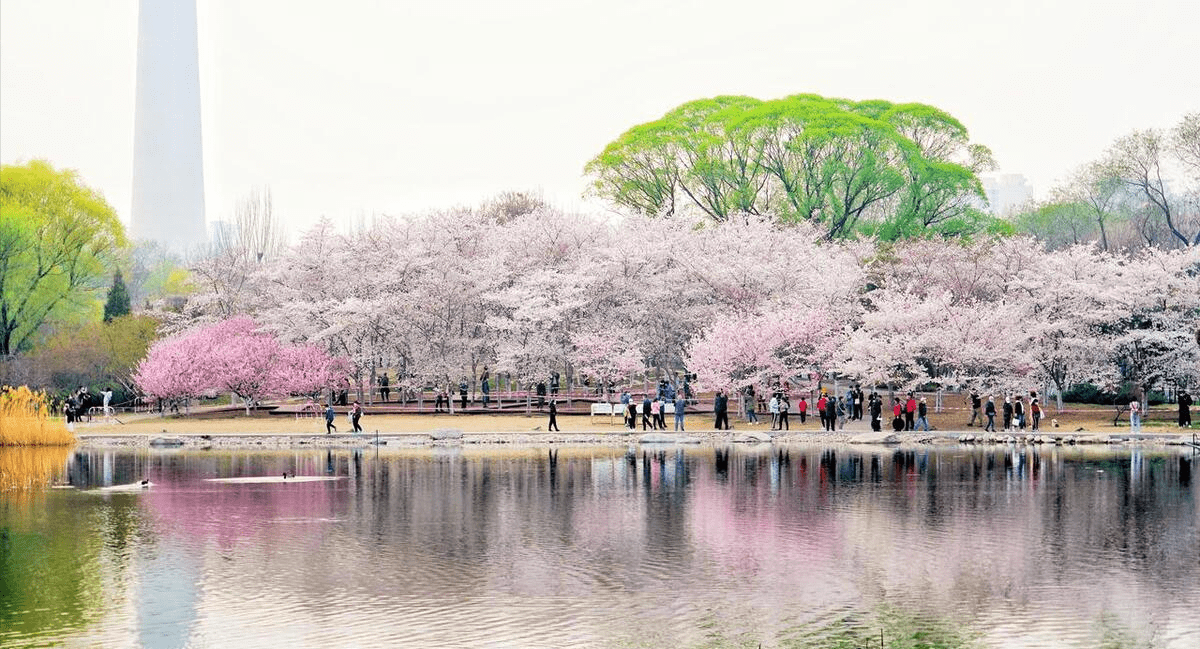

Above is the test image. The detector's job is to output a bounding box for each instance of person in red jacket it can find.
[816,395,827,430]
[798,396,808,424]
[904,393,917,431]
[891,398,904,431]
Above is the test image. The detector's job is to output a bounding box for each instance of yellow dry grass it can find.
[0,385,76,446]
[0,446,71,494]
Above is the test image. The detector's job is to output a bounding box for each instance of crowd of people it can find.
[291,368,1200,437]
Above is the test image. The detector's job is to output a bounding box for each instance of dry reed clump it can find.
[1,385,75,447]
[0,445,71,494]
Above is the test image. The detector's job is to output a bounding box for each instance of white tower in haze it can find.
[131,0,206,252]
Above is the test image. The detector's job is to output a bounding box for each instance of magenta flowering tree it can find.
[132,332,210,411]
[202,317,285,414]
[275,344,351,400]
[135,316,353,415]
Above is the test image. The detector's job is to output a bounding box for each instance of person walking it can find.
[714,391,729,430]
[984,396,996,432]
[1179,390,1193,427]
[351,401,363,433]
[1030,397,1042,431]
[778,395,790,431]
[1129,399,1141,433]
[548,399,560,431]
[855,386,865,420]
[904,393,917,431]
[824,395,837,432]
[651,396,663,430]
[642,394,653,430]
[916,397,930,431]
[324,403,337,434]
[459,379,468,411]
[626,400,638,430]
[798,396,808,425]
[816,394,828,430]
[837,397,848,430]
[379,373,390,403]
[674,394,687,431]
[769,395,780,431]
[1014,397,1025,431]
[1002,396,1014,431]
[967,392,981,427]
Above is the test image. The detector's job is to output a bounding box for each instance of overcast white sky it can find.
[2,0,1198,237]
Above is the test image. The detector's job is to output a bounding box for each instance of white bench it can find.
[590,402,616,424]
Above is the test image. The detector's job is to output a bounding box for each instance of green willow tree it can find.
[0,160,126,355]
[585,93,995,241]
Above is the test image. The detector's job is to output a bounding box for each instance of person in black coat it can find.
[642,395,653,430]
[1179,391,1193,427]
[984,396,997,432]
[548,399,560,431]
[714,391,729,430]
[869,394,882,432]
[823,395,837,432]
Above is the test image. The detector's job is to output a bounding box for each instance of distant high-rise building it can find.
[981,174,1034,217]
[130,0,206,252]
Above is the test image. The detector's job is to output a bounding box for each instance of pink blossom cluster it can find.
[135,316,349,412]
[162,208,1198,402]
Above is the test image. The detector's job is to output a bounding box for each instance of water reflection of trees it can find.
[0,458,144,646]
[17,445,1195,647]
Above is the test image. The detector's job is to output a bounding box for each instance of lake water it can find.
[2,443,1197,648]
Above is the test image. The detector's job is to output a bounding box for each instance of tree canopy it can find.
[103,270,131,322]
[0,160,126,355]
[585,93,995,240]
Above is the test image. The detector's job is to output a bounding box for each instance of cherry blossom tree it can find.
[160,202,1197,414]
[687,308,842,395]
[136,316,352,415]
[274,344,351,401]
[132,332,209,411]
[569,331,644,400]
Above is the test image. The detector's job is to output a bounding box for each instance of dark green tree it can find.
[103,270,131,322]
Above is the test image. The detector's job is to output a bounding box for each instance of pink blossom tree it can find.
[274,344,351,401]
[132,332,210,412]
[569,331,645,401]
[687,308,842,395]
[136,316,353,415]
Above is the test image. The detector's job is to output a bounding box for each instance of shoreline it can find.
[72,428,1198,450]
